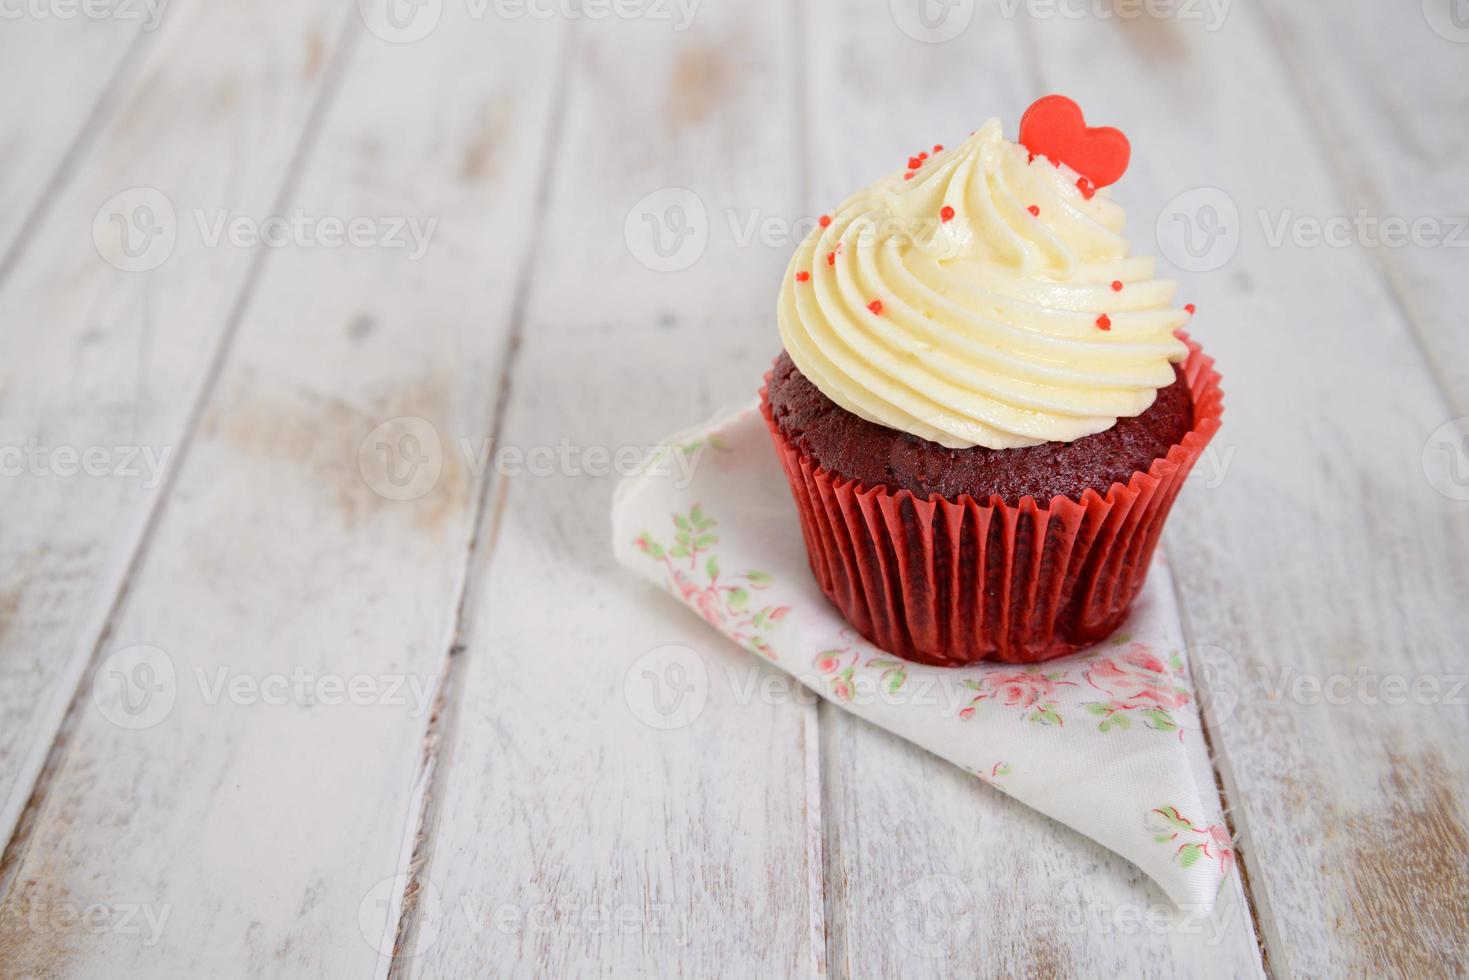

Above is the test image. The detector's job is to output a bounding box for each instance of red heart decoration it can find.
[1018,95,1130,188]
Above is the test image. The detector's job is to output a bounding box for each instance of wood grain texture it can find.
[0,4,565,977]
[0,1,1464,977]
[1024,3,1469,976]
[0,0,350,870]
[803,3,1261,977]
[0,6,149,268]
[400,3,821,976]
[1259,0,1469,415]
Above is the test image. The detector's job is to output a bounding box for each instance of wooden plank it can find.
[1259,0,1469,413]
[0,0,350,863]
[0,8,150,266]
[803,3,1262,976]
[400,4,820,977]
[0,6,565,978]
[1024,5,1469,976]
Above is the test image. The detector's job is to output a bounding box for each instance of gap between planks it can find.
[0,24,155,290]
[0,0,367,904]
[1161,557,1274,979]
[383,18,580,973]
[1252,2,1465,422]
[785,0,832,974]
[1174,6,1467,973]
[1021,18,1272,974]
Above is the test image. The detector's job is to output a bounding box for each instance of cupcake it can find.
[760,97,1223,666]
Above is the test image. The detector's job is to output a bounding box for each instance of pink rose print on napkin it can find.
[812,631,908,702]
[1147,805,1236,877]
[636,505,785,659]
[995,672,1062,708]
[671,569,727,627]
[613,406,1235,910]
[960,669,1076,726]
[1082,643,1193,734]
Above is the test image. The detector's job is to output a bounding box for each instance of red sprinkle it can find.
[908,156,923,169]
[868,300,883,315]
[826,251,836,266]
[919,151,929,160]
[795,270,810,282]
[940,205,956,222]
[904,171,915,180]
[1096,314,1112,331]
[1028,205,1040,217]
[819,214,832,228]
[1077,177,1095,200]
[933,144,944,153]
[1111,280,1123,292]
[1185,303,1197,315]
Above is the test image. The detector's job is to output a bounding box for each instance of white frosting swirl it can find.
[777,119,1190,450]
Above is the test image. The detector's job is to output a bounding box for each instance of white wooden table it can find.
[1,1,1466,976]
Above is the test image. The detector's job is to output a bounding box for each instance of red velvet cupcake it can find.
[760,100,1222,665]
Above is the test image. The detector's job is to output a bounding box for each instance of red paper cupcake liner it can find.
[760,332,1223,666]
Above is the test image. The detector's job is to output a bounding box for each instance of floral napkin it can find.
[611,403,1235,911]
